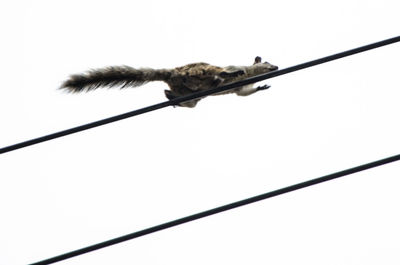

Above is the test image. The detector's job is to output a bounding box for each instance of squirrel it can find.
[60,56,278,107]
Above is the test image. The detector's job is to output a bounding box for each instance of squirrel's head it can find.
[250,56,278,75]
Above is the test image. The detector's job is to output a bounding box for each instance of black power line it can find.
[1,36,399,155]
[29,153,400,265]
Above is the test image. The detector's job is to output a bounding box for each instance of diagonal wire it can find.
[29,153,400,265]
[1,36,399,155]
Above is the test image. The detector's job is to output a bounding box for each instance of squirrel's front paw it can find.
[256,84,271,91]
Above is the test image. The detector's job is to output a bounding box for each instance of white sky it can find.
[1,1,399,264]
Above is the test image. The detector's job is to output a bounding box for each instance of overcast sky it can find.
[1,1,400,265]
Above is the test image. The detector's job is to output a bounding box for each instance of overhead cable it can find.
[1,36,399,155]
[30,153,400,265]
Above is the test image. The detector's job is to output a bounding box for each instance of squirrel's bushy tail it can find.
[60,66,171,92]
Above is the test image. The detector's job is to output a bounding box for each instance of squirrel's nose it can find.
[269,65,278,71]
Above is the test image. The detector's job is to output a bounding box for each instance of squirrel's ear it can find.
[254,56,262,64]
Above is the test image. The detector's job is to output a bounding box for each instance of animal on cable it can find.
[60,57,278,107]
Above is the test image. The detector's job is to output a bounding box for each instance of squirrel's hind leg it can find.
[164,90,200,108]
